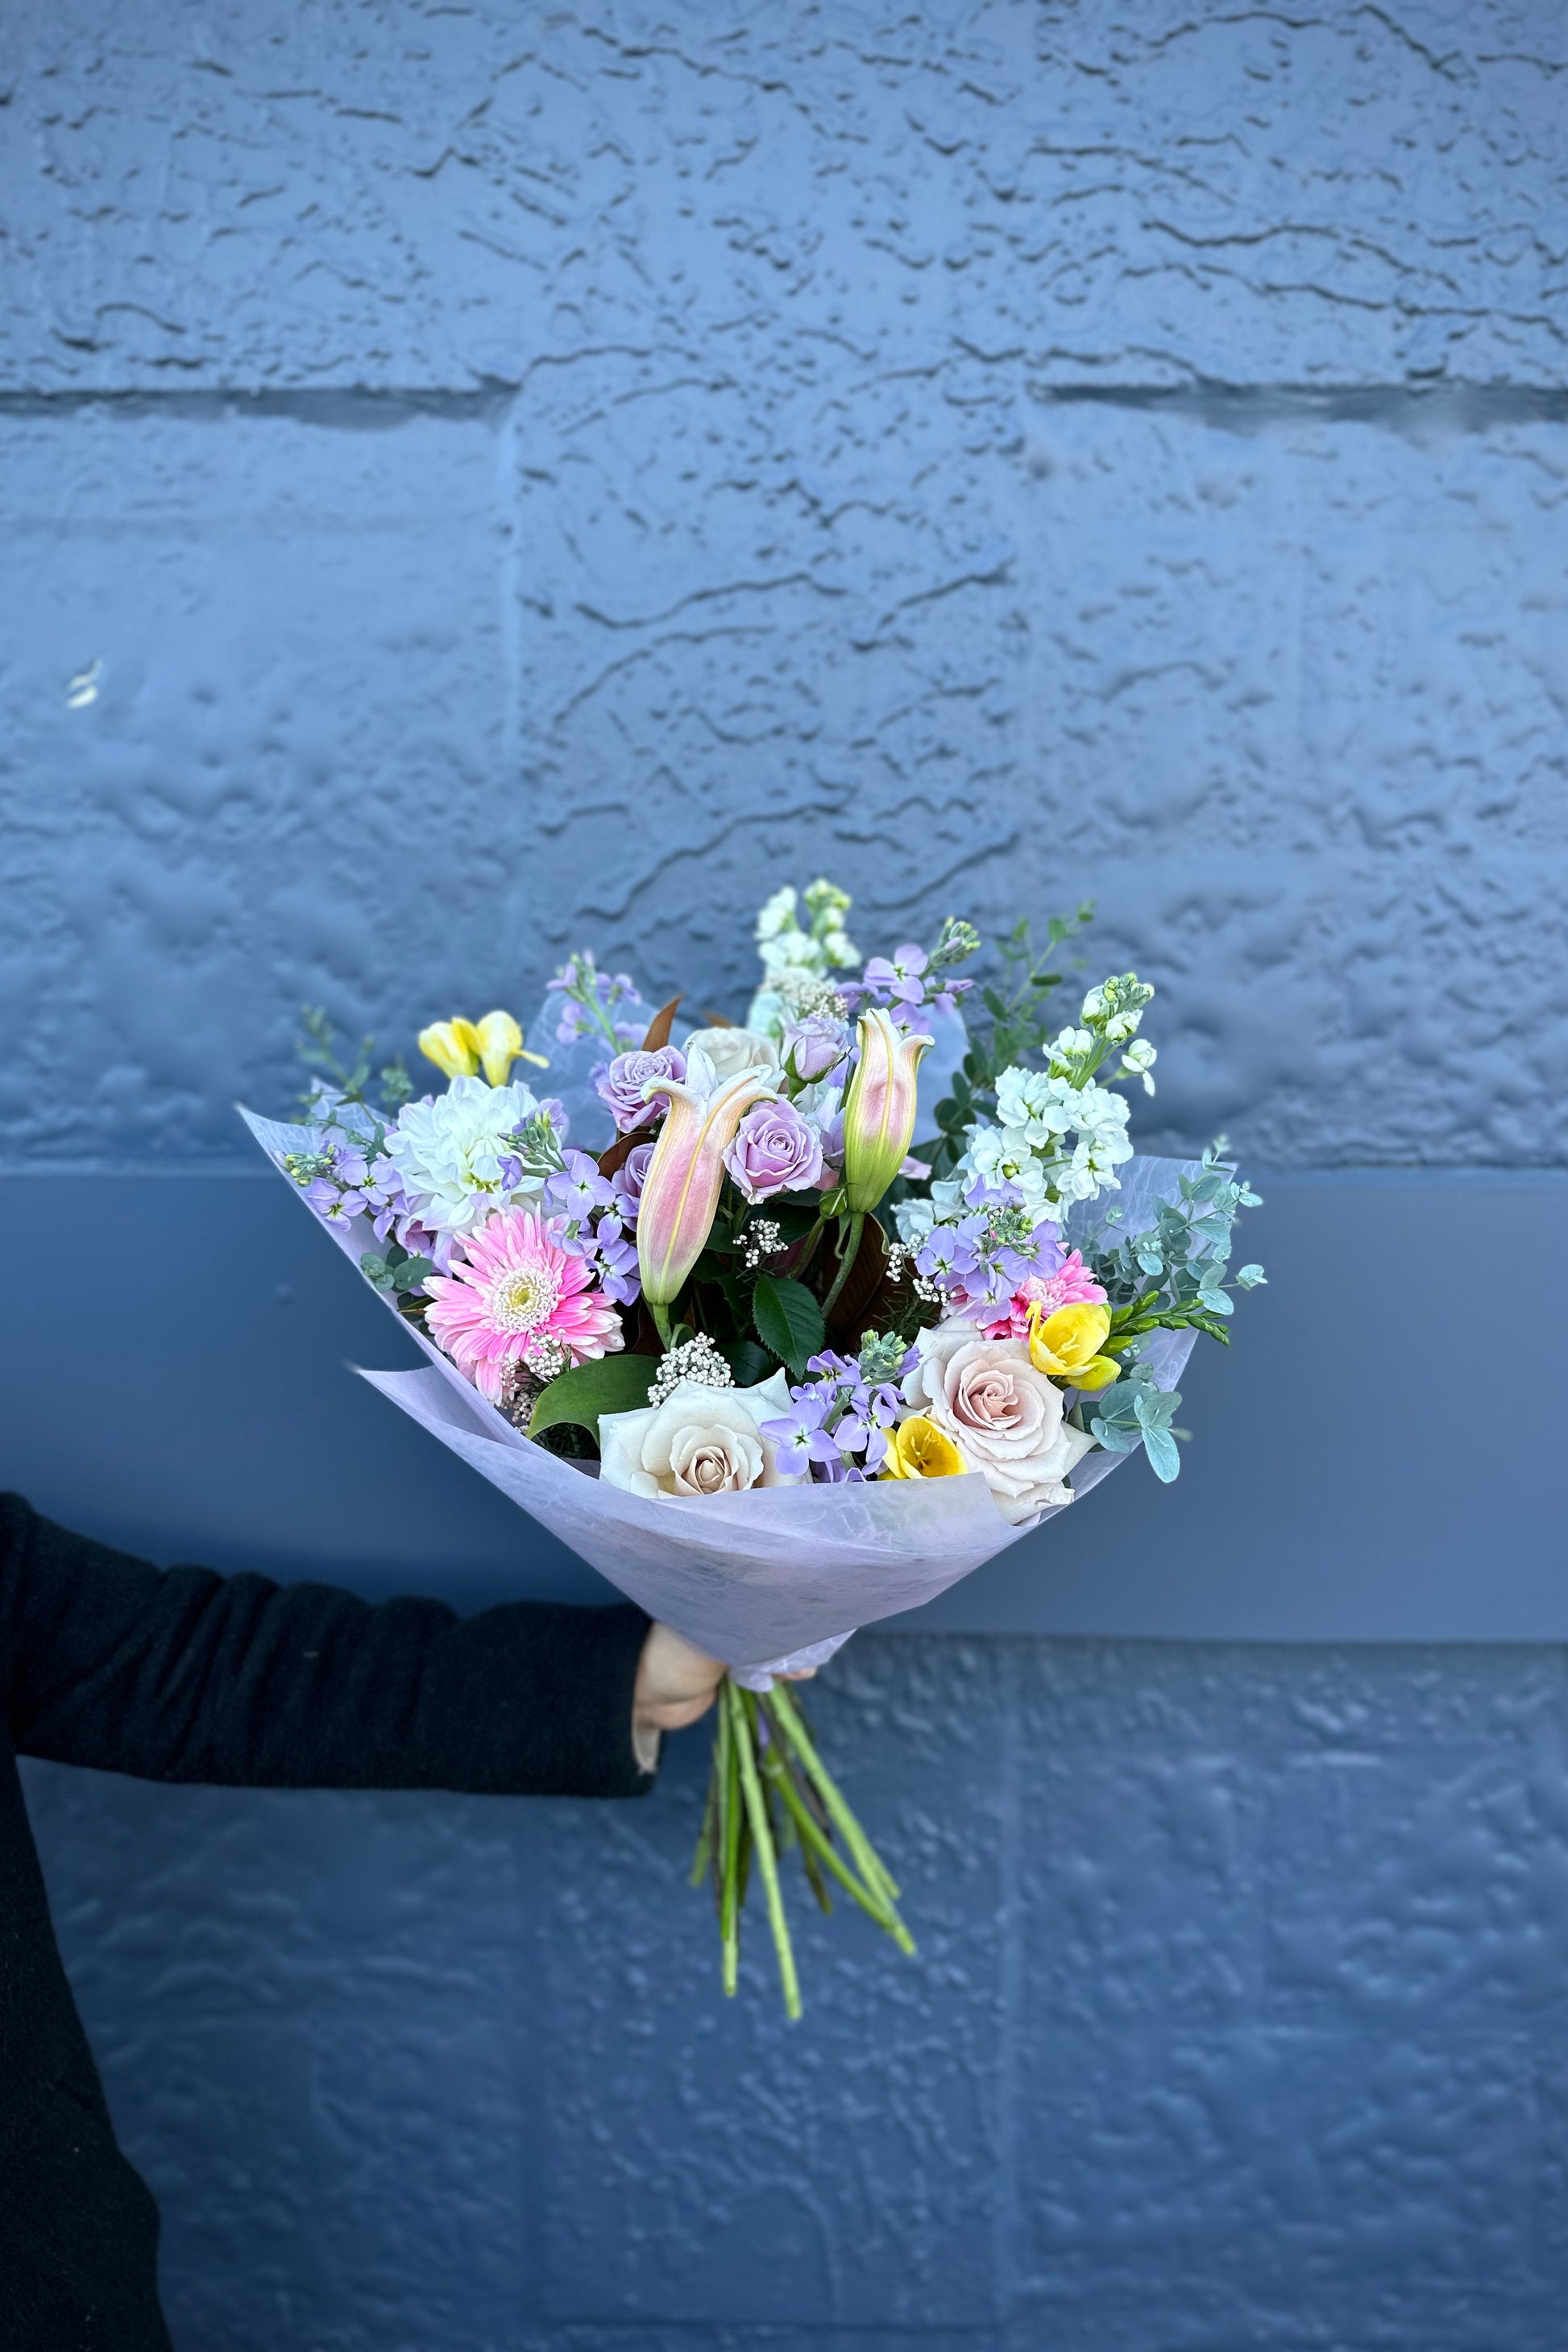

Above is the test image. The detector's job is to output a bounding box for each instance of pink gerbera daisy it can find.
[981,1251,1107,1342]
[423,1207,624,1401]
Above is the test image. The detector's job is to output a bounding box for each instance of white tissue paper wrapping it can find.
[241,1106,1197,1685]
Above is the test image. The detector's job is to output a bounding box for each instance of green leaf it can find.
[719,1338,775,1388]
[391,1255,434,1292]
[766,1199,823,1238]
[1142,1425,1182,1483]
[752,1273,826,1375]
[527,1354,657,1443]
[359,1253,391,1288]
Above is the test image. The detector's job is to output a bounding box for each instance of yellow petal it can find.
[475,1009,524,1087]
[418,1019,480,1080]
[1074,1355,1121,1393]
[883,1414,966,1479]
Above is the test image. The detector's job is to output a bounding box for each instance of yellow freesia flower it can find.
[419,1009,549,1086]
[881,1415,966,1480]
[1027,1300,1120,1392]
[418,1018,484,1080]
[473,1009,525,1086]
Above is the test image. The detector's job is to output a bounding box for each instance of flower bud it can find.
[636,1049,778,1309]
[839,1010,931,1213]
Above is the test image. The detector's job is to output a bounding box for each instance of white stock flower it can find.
[384,1074,543,1238]
[599,1371,796,1499]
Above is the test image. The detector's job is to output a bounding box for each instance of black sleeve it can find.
[0,1495,652,1799]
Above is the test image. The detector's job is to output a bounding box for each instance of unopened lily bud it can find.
[840,1010,931,1213]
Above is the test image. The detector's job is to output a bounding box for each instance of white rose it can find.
[599,1371,796,1499]
[902,1323,1094,1524]
[691,1025,781,1084]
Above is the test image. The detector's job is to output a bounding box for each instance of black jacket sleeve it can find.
[0,1495,652,1798]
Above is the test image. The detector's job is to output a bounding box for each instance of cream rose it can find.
[691,1025,781,1084]
[902,1323,1094,1524]
[599,1370,795,1500]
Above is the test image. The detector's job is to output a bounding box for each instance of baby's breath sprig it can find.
[741,1217,786,1271]
[647,1334,735,1407]
[883,1238,942,1306]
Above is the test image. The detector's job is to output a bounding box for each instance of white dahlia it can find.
[385,1074,547,1239]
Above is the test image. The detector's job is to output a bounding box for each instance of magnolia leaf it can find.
[640,992,684,1052]
[752,1273,825,1375]
[527,1354,657,1443]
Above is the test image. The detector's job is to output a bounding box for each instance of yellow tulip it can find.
[418,1018,484,1080]
[1027,1300,1120,1392]
[881,1415,966,1480]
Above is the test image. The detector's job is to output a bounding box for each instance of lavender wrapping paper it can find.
[239,1108,1197,1678]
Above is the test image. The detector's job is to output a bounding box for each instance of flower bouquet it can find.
[243,884,1262,2014]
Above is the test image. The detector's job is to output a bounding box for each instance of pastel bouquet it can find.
[243,884,1262,2014]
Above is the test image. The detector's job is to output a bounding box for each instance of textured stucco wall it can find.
[3,4,1567,2347]
[3,0,1566,1168]
[25,1632,1568,2350]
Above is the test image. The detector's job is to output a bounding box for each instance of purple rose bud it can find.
[724,1098,826,1203]
[595,1045,687,1135]
[782,1011,851,1083]
[614,1140,656,1220]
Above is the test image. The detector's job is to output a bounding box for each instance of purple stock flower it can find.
[595,1045,687,1135]
[759,1392,840,1475]
[724,1098,825,1203]
[545,1149,616,1222]
[855,944,930,1010]
[782,1011,851,1082]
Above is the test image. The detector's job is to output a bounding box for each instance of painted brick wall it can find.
[3,5,1566,2346]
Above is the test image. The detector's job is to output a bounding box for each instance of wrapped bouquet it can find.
[244,885,1262,2014]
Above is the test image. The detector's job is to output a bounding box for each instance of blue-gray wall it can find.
[2,5,1566,2346]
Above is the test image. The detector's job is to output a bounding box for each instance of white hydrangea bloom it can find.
[385,1074,545,1238]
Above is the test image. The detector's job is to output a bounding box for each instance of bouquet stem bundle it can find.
[691,1677,915,2020]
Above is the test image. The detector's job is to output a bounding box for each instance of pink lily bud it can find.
[636,1046,778,1309]
[840,1010,931,1213]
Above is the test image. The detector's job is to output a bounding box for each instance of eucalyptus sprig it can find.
[295,1006,413,1115]
[1093,1139,1265,1365]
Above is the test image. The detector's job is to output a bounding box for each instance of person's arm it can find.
[0,1493,660,1799]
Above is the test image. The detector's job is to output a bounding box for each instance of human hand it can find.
[631,1623,815,1769]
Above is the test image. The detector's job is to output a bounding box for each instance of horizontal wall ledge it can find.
[0,1168,1560,1642]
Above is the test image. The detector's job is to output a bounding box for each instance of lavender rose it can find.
[595,1045,687,1135]
[724,1098,826,1202]
[613,1139,656,1219]
[902,1322,1095,1524]
[782,1011,851,1082]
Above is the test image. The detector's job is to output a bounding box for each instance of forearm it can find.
[2,1498,653,1799]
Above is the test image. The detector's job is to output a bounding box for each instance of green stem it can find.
[730,1684,802,2022]
[791,1213,828,1280]
[690,1762,718,1889]
[649,1296,674,1349]
[766,1681,904,1913]
[719,1690,741,1996]
[761,1742,907,1939]
[819,1211,865,1321]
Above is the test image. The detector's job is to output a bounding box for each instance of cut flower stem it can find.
[693,1672,916,2014]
